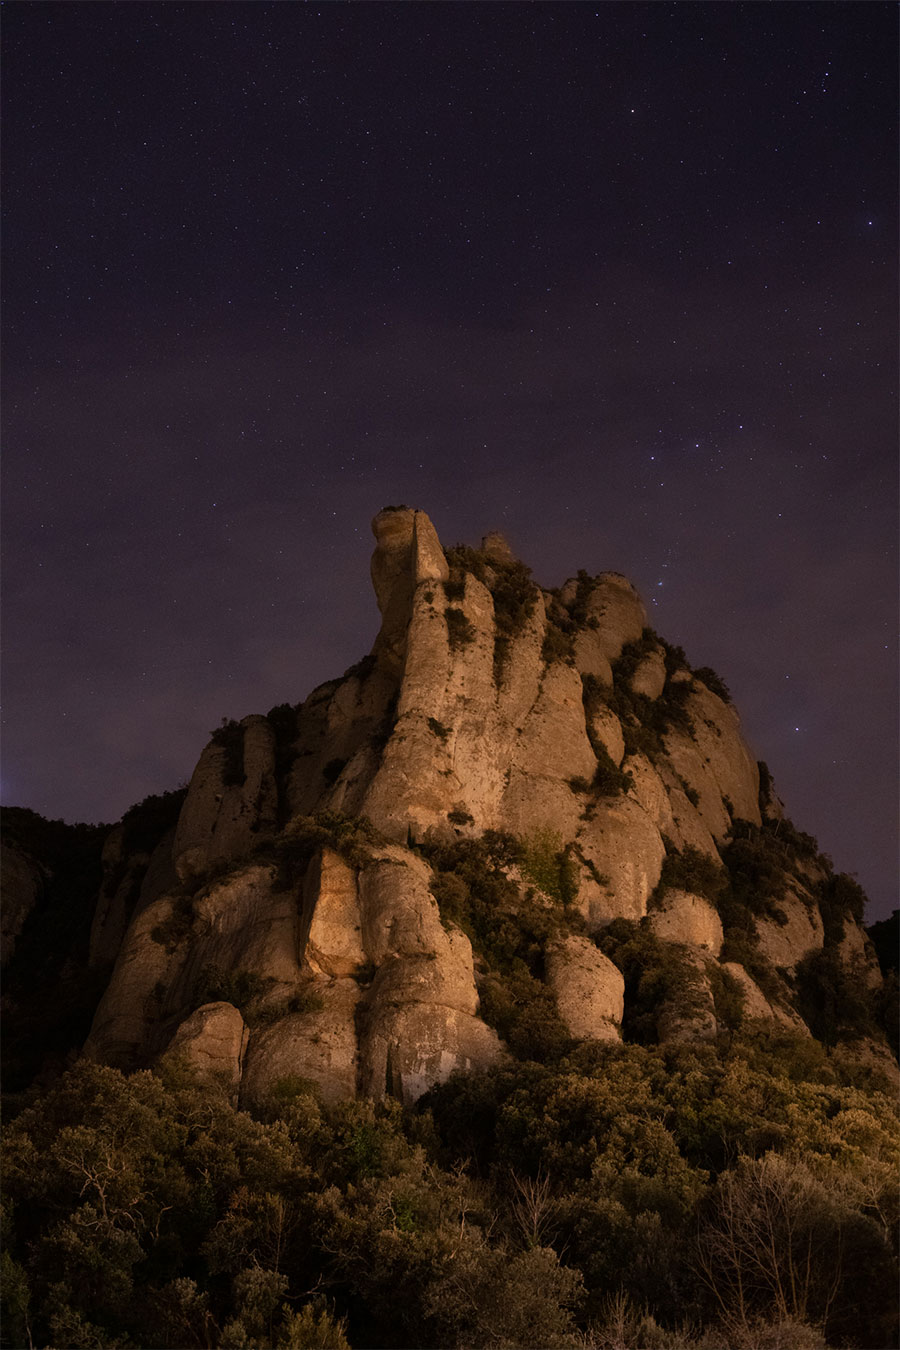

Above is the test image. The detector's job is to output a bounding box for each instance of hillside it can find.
[2,506,897,1350]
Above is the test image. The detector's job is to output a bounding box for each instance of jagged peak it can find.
[52,507,892,1109]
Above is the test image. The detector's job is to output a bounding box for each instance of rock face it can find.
[80,506,896,1100]
[546,936,623,1041]
[650,890,723,954]
[754,888,824,970]
[162,1002,248,1098]
[174,716,278,880]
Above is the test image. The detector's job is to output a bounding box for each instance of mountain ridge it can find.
[2,507,895,1106]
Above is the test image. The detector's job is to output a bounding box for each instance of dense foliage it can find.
[423,832,578,1063]
[4,554,898,1348]
[443,543,539,677]
[2,1037,897,1350]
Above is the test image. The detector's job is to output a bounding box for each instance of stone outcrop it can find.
[630,646,667,700]
[77,506,895,1101]
[546,935,623,1041]
[656,949,718,1045]
[754,888,824,970]
[580,573,647,664]
[300,849,366,978]
[649,889,723,954]
[719,961,810,1036]
[162,1001,248,1097]
[90,825,178,969]
[575,799,666,926]
[837,919,883,991]
[174,716,278,880]
[240,979,361,1107]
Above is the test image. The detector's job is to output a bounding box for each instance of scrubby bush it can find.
[445,605,476,650]
[250,812,386,892]
[651,845,727,909]
[121,788,187,856]
[422,834,575,1062]
[612,628,661,683]
[793,948,877,1046]
[542,618,576,665]
[817,871,866,944]
[4,1020,897,1350]
[150,893,195,952]
[427,717,450,742]
[692,665,732,703]
[521,828,579,906]
[719,830,787,920]
[194,965,274,1014]
[598,920,711,1044]
[210,718,246,787]
[604,673,695,763]
[867,909,899,974]
[443,543,539,679]
[593,747,634,797]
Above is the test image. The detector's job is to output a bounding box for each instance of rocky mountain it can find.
[3,507,895,1103]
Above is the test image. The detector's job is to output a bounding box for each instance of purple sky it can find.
[2,3,897,919]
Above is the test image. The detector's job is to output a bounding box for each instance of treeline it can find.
[3,1030,897,1350]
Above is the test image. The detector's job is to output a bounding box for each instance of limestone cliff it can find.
[76,507,894,1103]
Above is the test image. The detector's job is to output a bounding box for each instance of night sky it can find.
[2,3,897,920]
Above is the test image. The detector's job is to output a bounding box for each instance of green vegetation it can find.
[210,718,245,787]
[757,758,776,809]
[258,812,386,887]
[444,605,475,650]
[793,948,880,1048]
[2,793,898,1348]
[817,870,866,943]
[610,627,661,683]
[520,828,579,907]
[541,615,575,665]
[868,909,899,974]
[443,543,539,678]
[168,812,388,908]
[150,893,195,952]
[591,746,634,797]
[565,569,602,628]
[265,701,302,790]
[691,666,732,703]
[121,788,187,856]
[598,920,712,1044]
[195,965,274,1012]
[600,638,696,762]
[422,833,575,1062]
[650,844,726,910]
[191,966,325,1028]
[580,676,634,796]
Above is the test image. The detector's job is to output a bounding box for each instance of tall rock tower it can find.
[80,508,892,1104]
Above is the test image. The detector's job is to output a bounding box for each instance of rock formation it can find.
[65,507,893,1101]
